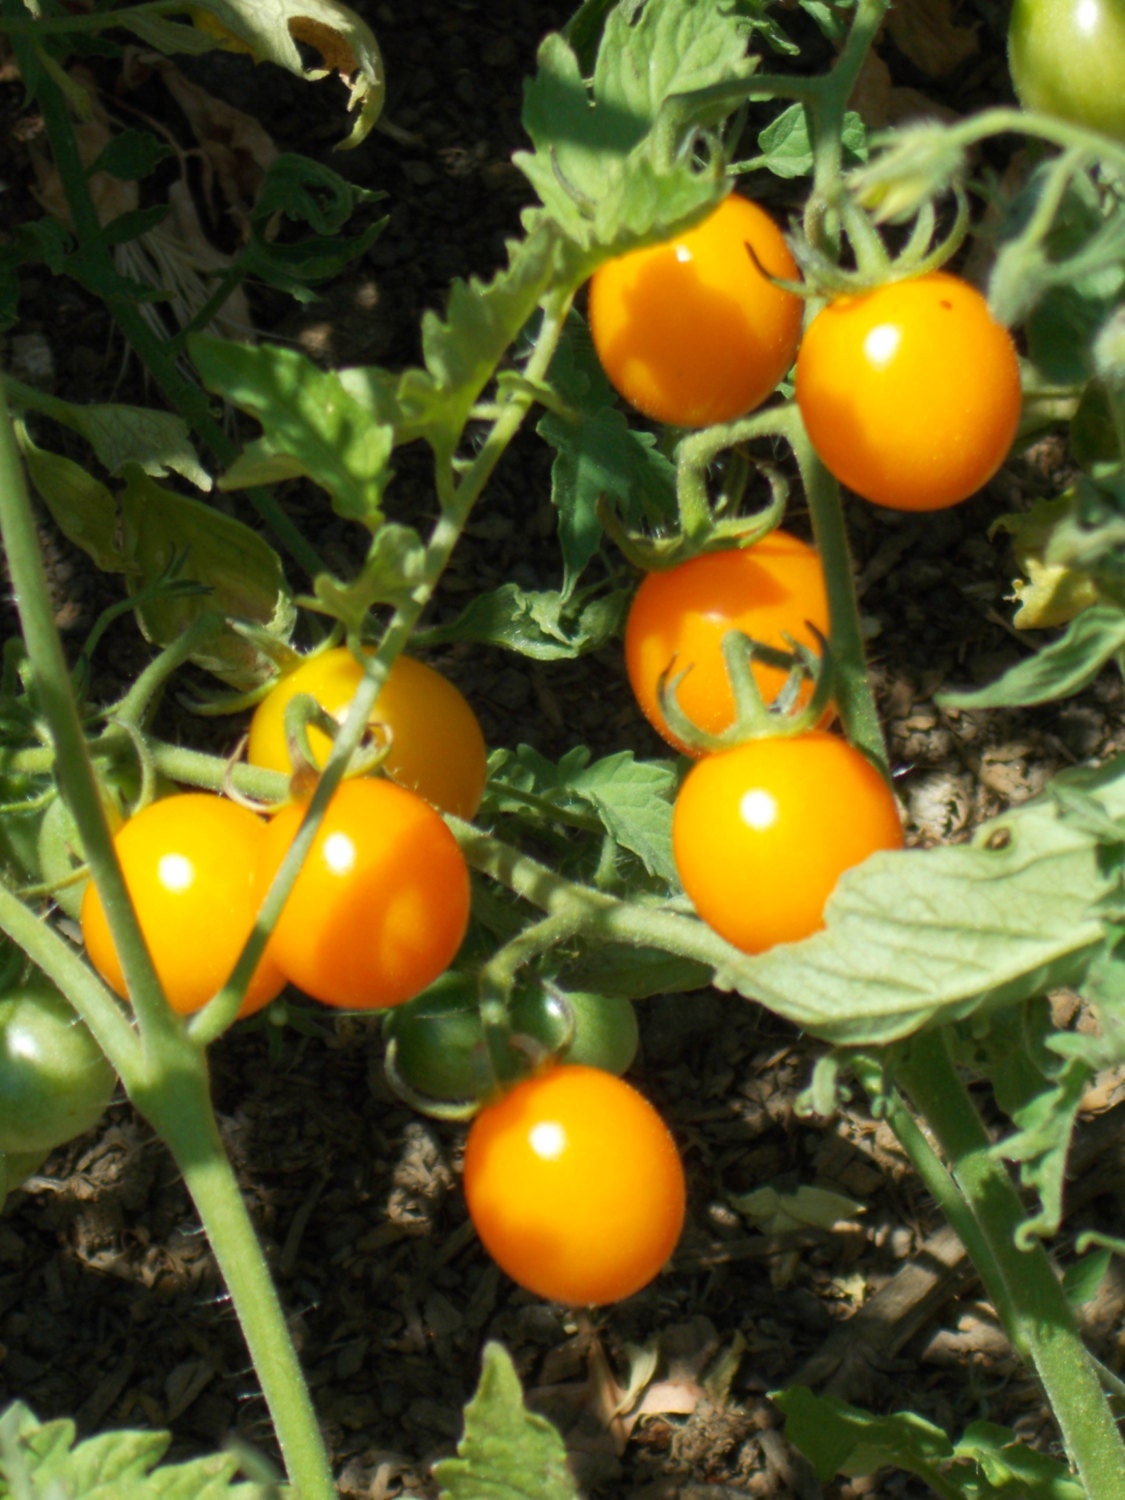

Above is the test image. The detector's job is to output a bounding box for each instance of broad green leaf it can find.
[718,758,1125,1045]
[774,1387,954,1485]
[65,404,211,491]
[938,605,1125,710]
[567,750,678,882]
[730,1183,863,1234]
[516,1,737,258]
[190,338,395,525]
[307,523,428,635]
[21,437,126,573]
[538,314,676,594]
[994,1049,1090,1246]
[166,0,384,148]
[753,103,867,179]
[434,1343,578,1500]
[953,1422,1085,1497]
[119,467,295,689]
[417,582,626,660]
[0,1401,277,1499]
[397,223,563,444]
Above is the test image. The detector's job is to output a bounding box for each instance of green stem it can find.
[136,1073,337,1500]
[896,1030,1125,1498]
[0,386,336,1498]
[785,411,888,776]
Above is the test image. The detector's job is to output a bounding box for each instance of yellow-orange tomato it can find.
[673,732,903,953]
[588,194,802,428]
[257,778,470,1010]
[80,794,286,1017]
[247,650,487,821]
[624,532,830,755]
[795,272,1021,511]
[463,1064,686,1305]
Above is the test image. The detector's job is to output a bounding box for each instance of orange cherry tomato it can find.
[624,532,830,755]
[588,193,803,428]
[257,778,470,1010]
[80,794,286,1017]
[463,1064,686,1305]
[247,650,488,821]
[795,271,1022,511]
[673,732,903,953]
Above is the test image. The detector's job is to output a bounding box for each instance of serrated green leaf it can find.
[68,404,211,490]
[774,1387,954,1485]
[0,1402,279,1500]
[418,582,626,660]
[953,1421,1085,1497]
[990,492,1101,630]
[119,466,295,689]
[994,1050,1090,1246]
[21,437,126,573]
[398,223,562,443]
[938,605,1125,710]
[717,758,1125,1045]
[307,523,428,634]
[538,314,676,594]
[567,751,678,881]
[434,1343,578,1500]
[515,0,745,256]
[754,103,867,179]
[190,338,394,525]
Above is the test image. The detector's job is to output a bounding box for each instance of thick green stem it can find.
[896,1030,1125,1498]
[137,1072,336,1500]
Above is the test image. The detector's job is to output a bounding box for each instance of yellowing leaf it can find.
[993,493,1102,629]
[183,0,384,147]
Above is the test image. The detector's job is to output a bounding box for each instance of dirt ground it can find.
[3,2,1125,1496]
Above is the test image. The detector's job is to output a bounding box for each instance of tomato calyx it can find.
[657,623,835,757]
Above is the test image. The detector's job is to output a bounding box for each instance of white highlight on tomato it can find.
[1075,0,1100,35]
[323,832,356,875]
[530,1121,567,1160]
[674,244,693,263]
[863,323,902,367]
[158,853,194,892]
[739,788,778,831]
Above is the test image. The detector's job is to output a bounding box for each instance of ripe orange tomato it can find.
[588,193,803,428]
[794,271,1021,511]
[247,650,487,821]
[624,532,830,755]
[257,778,470,1010]
[463,1064,685,1305]
[80,794,286,1017]
[673,732,903,953]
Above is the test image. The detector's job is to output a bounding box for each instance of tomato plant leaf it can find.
[952,1421,1087,1496]
[538,313,676,595]
[559,945,711,1000]
[417,582,626,660]
[567,750,678,882]
[0,1401,278,1499]
[155,0,384,148]
[722,758,1125,1045]
[751,103,868,180]
[433,1342,578,1500]
[119,467,296,690]
[774,1386,954,1485]
[191,338,395,525]
[397,222,562,445]
[20,437,127,574]
[938,605,1125,709]
[516,0,737,256]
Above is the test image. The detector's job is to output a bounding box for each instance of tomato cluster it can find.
[80,781,470,1016]
[590,195,1022,512]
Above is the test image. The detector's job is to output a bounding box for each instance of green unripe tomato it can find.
[382,973,639,1104]
[0,983,116,1154]
[1009,0,1125,143]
